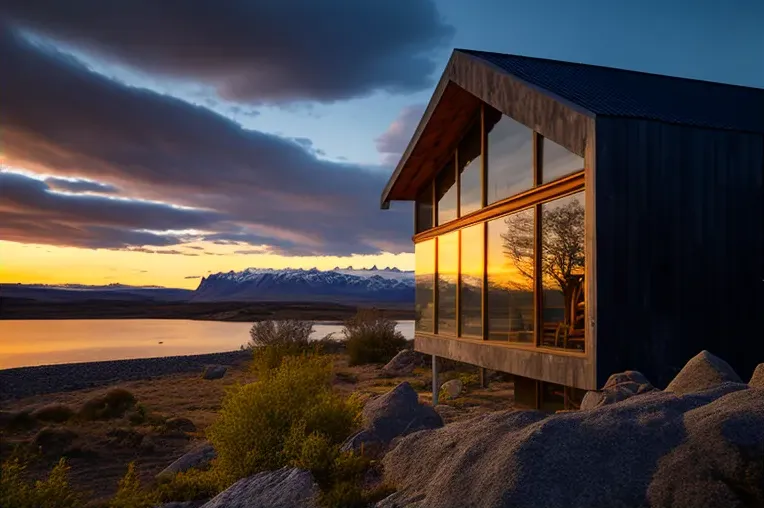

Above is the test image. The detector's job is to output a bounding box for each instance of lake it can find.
[0,319,416,369]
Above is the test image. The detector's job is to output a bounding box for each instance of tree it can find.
[501,197,585,306]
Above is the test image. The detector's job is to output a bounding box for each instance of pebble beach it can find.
[0,350,251,402]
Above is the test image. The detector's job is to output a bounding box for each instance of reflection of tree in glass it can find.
[502,198,585,298]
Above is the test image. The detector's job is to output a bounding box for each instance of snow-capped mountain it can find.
[192,266,415,303]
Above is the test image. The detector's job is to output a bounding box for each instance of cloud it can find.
[376,104,426,166]
[0,29,412,256]
[44,176,119,194]
[184,275,201,279]
[0,171,228,249]
[0,1,454,104]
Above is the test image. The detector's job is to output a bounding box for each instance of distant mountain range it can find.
[2,266,415,305]
[193,266,414,304]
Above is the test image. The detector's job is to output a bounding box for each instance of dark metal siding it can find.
[595,117,764,387]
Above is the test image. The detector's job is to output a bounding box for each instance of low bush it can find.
[0,457,85,508]
[155,466,229,503]
[0,409,36,430]
[31,403,75,423]
[248,319,313,349]
[249,319,323,373]
[109,462,157,508]
[343,309,407,366]
[79,388,136,420]
[207,355,361,480]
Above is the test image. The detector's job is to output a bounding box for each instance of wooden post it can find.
[432,354,439,406]
[479,367,487,388]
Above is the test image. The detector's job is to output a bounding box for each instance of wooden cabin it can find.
[380,49,764,410]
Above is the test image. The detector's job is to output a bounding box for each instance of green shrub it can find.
[79,388,136,420]
[207,355,360,480]
[249,320,328,374]
[126,403,148,425]
[343,309,407,366]
[0,457,85,508]
[31,404,75,423]
[155,467,229,503]
[109,462,157,508]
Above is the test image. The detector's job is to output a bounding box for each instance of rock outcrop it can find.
[200,467,317,508]
[157,442,216,481]
[341,381,442,457]
[381,350,423,377]
[378,352,764,508]
[665,350,742,394]
[439,379,464,400]
[202,365,227,380]
[750,363,764,388]
[580,370,656,410]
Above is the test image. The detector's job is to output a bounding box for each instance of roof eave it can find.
[379,53,459,209]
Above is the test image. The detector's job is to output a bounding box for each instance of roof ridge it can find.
[456,49,764,93]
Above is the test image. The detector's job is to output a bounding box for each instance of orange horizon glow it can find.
[0,240,415,290]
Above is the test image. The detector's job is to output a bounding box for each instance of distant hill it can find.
[1,266,415,305]
[192,266,415,304]
[0,283,193,302]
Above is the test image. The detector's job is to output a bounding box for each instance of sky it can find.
[1,0,763,289]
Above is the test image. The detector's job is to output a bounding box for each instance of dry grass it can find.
[0,354,515,504]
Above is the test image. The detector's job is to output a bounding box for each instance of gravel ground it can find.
[0,350,250,402]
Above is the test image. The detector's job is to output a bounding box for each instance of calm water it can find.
[0,319,415,369]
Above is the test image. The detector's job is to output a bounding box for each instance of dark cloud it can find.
[184,275,201,279]
[125,247,201,256]
[376,104,426,166]
[0,171,223,249]
[44,176,119,194]
[0,29,412,256]
[0,0,454,104]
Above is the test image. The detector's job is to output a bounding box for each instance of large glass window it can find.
[415,240,435,333]
[486,208,535,343]
[540,191,585,351]
[542,137,584,184]
[415,184,433,233]
[486,112,533,205]
[460,224,483,337]
[437,231,458,335]
[459,122,482,216]
[436,158,457,225]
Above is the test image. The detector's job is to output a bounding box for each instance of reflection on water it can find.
[0,319,415,369]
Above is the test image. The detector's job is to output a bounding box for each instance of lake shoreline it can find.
[0,297,415,322]
[0,349,252,402]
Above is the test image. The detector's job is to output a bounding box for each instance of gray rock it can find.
[155,502,207,508]
[165,417,197,433]
[440,379,463,400]
[157,442,216,481]
[381,382,760,508]
[202,365,227,380]
[200,467,317,508]
[433,404,461,423]
[581,370,657,410]
[381,349,423,377]
[750,363,764,388]
[341,382,442,457]
[665,350,742,394]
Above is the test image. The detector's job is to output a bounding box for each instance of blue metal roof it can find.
[460,49,764,134]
